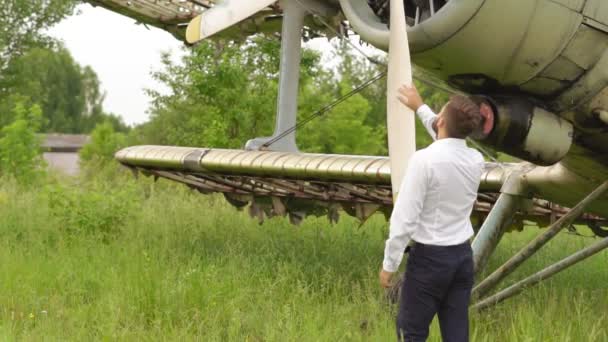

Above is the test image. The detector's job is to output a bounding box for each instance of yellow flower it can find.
[29,312,35,319]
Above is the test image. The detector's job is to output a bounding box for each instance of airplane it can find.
[86,0,608,309]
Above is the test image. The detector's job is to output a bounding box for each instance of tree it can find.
[141,36,450,155]
[298,78,386,155]
[0,0,76,71]
[0,46,128,133]
[142,37,326,148]
[80,121,127,164]
[0,102,45,184]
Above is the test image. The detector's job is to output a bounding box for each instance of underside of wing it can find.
[85,0,280,41]
[116,145,606,228]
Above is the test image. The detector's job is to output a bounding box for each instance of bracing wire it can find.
[261,71,386,148]
[265,0,505,168]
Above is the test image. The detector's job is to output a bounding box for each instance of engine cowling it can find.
[342,0,608,108]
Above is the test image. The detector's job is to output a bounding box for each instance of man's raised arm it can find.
[398,85,438,140]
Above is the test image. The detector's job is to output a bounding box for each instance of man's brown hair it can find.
[443,95,482,139]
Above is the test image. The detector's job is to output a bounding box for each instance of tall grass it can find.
[0,177,606,341]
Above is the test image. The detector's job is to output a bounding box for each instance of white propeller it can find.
[186,0,276,44]
[387,0,416,200]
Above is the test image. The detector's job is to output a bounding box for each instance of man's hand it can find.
[379,268,395,288]
[397,85,423,112]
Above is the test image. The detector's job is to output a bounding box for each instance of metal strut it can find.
[245,0,307,152]
[472,172,528,275]
[472,193,522,274]
[473,235,608,311]
[472,180,608,306]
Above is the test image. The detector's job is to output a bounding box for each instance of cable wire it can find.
[266,0,506,168]
[262,71,387,148]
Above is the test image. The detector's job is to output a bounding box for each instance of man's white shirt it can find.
[382,104,485,273]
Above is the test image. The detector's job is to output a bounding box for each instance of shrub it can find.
[0,102,46,184]
[80,121,127,164]
[46,182,139,242]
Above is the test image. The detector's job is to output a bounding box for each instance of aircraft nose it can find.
[341,0,484,52]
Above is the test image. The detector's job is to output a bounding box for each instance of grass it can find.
[0,176,606,341]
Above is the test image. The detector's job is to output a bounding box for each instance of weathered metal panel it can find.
[540,56,584,81]
[412,0,582,89]
[520,77,568,96]
[550,0,586,12]
[584,0,608,26]
[504,1,582,84]
[561,24,608,70]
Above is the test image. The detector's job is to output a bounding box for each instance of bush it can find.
[46,182,139,242]
[0,102,46,184]
[80,121,127,164]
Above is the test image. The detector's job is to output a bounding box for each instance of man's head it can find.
[436,95,482,139]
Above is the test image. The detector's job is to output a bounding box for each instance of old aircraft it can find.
[85,0,608,309]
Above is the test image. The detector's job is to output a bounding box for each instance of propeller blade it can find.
[387,0,416,200]
[186,0,276,44]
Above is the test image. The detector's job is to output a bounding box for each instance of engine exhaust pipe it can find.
[476,97,573,166]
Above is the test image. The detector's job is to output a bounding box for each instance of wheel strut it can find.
[472,180,608,309]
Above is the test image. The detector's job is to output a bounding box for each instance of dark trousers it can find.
[397,241,474,342]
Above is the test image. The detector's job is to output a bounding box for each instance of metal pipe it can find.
[473,180,608,298]
[473,236,608,311]
[472,192,522,274]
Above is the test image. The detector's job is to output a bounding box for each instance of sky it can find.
[49,3,380,127]
[50,3,186,126]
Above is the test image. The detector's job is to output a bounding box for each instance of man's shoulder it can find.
[412,148,432,161]
[467,147,485,163]
[407,149,432,169]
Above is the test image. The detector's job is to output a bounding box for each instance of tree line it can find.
[0,1,449,183]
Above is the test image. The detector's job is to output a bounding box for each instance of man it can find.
[379,85,484,342]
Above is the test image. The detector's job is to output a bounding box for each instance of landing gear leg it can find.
[245,0,306,152]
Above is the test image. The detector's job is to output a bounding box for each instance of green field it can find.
[1,177,607,341]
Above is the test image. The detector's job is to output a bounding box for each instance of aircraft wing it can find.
[85,0,280,41]
[116,145,605,227]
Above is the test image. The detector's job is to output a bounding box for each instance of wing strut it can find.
[472,180,608,310]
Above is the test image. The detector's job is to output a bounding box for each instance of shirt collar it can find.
[432,138,467,147]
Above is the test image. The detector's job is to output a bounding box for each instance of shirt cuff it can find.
[382,260,399,273]
[382,236,411,273]
[416,104,432,116]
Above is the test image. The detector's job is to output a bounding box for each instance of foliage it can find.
[142,38,283,148]
[80,121,127,164]
[0,0,76,71]
[0,179,606,340]
[299,78,386,154]
[0,46,128,133]
[142,37,449,155]
[45,181,138,242]
[0,102,45,184]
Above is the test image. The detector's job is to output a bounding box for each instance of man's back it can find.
[381,87,485,342]
[412,138,484,245]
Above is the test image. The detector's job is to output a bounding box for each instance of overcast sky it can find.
[50,3,186,126]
